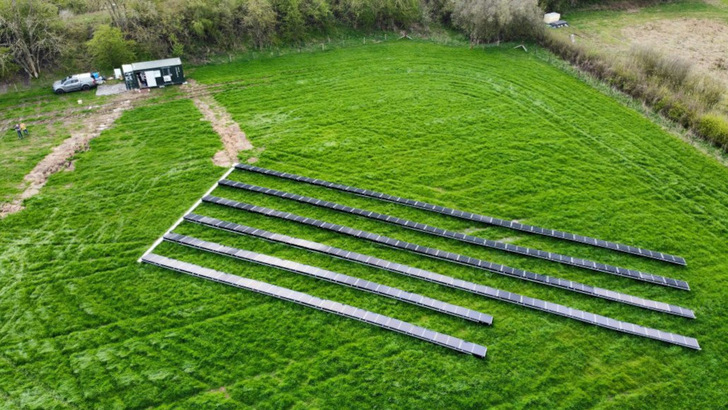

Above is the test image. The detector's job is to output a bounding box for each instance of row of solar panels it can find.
[234,163,687,265]
[165,232,493,324]
[181,213,700,350]
[140,164,699,356]
[142,253,488,358]
[202,195,695,319]
[218,179,689,290]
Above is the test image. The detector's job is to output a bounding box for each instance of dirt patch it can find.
[0,202,24,216]
[184,80,253,167]
[461,227,484,235]
[208,386,231,399]
[247,156,259,163]
[622,18,728,85]
[0,92,146,218]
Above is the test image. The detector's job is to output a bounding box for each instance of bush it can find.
[629,45,689,87]
[87,25,136,70]
[451,0,543,44]
[697,114,728,146]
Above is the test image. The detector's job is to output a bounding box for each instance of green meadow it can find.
[0,41,726,407]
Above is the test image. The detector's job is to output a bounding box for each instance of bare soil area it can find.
[622,18,728,84]
[183,80,253,167]
[0,92,147,218]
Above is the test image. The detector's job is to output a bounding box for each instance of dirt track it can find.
[183,80,253,167]
[0,91,147,218]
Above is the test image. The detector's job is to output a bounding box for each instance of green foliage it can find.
[1,42,726,407]
[0,46,20,79]
[243,0,277,49]
[86,24,136,69]
[697,113,728,146]
[0,0,63,78]
[50,0,93,13]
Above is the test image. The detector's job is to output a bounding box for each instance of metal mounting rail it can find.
[164,232,494,325]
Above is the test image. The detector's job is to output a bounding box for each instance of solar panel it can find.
[141,253,488,357]
[163,232,492,325]
[218,180,689,290]
[183,214,700,350]
[201,196,695,319]
[234,164,686,266]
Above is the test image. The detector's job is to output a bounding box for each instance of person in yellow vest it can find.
[20,123,28,136]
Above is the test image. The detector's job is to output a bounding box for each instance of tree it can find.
[243,0,276,49]
[102,0,129,31]
[0,46,19,79]
[450,0,541,45]
[86,24,136,69]
[0,0,62,78]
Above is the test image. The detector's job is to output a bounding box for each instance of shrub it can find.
[629,45,690,88]
[87,25,136,70]
[689,74,724,109]
[697,114,728,146]
[450,0,543,44]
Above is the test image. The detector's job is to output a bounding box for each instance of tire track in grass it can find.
[517,84,728,241]
[440,61,728,244]
[530,65,728,206]
[0,354,77,408]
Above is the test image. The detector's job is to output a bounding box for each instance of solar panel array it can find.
[202,195,696,319]
[163,232,493,325]
[218,179,689,291]
[234,164,687,266]
[142,253,488,357]
[183,213,701,350]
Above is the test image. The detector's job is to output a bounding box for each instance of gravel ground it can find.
[96,83,128,96]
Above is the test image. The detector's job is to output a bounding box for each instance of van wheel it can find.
[55,89,65,95]
[82,84,90,91]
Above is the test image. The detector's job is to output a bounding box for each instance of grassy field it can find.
[0,88,115,202]
[0,40,727,407]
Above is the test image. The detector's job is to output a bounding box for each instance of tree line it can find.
[0,0,670,80]
[0,0,551,80]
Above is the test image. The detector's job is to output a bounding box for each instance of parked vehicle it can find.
[52,73,98,94]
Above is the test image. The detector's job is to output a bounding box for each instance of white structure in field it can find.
[544,12,561,24]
